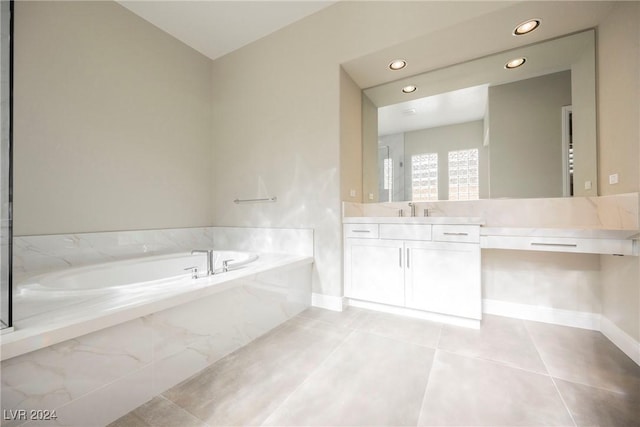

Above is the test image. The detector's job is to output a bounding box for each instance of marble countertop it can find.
[342,217,638,239]
[480,227,639,240]
[343,216,484,225]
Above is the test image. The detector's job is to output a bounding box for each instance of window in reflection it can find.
[411,153,438,201]
[448,149,479,201]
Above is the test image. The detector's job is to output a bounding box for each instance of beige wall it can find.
[488,71,572,198]
[209,1,515,296]
[598,2,640,196]
[362,94,379,203]
[340,68,363,203]
[483,250,602,314]
[597,2,640,342]
[571,31,598,197]
[13,1,213,235]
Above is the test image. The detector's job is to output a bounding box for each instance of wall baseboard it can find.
[310,296,640,366]
[311,293,344,312]
[600,316,640,366]
[348,299,480,329]
[483,299,640,366]
[482,299,601,330]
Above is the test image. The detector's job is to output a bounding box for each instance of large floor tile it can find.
[162,317,349,426]
[354,311,441,348]
[555,378,640,427]
[108,396,207,427]
[263,330,435,426]
[297,306,369,329]
[418,351,573,426]
[525,321,640,394]
[438,315,547,373]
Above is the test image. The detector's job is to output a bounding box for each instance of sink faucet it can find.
[191,249,215,276]
[408,202,417,217]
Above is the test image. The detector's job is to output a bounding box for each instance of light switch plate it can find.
[609,173,619,185]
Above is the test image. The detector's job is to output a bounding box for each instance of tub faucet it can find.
[191,249,215,276]
[408,202,417,217]
[222,259,234,273]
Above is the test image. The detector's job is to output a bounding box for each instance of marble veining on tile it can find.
[343,192,639,230]
[111,308,640,427]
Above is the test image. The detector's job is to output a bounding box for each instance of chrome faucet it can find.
[408,202,417,217]
[222,259,234,272]
[191,249,215,276]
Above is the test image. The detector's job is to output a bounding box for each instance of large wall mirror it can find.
[362,30,596,203]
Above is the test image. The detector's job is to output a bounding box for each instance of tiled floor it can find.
[109,308,640,427]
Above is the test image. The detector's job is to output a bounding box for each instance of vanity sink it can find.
[342,216,484,225]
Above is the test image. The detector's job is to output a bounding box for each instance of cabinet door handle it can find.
[407,248,410,269]
[531,242,578,248]
[399,248,402,268]
[351,229,371,233]
[444,232,469,236]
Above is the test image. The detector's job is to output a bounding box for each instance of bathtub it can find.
[17,251,259,297]
[1,227,313,427]
[4,249,312,361]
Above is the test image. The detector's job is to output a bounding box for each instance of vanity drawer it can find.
[379,224,432,241]
[432,225,480,243]
[344,223,379,239]
[480,235,637,255]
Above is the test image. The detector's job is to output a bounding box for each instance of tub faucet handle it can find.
[184,266,199,279]
[222,259,235,272]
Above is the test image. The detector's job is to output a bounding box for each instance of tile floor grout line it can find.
[156,394,212,427]
[545,371,636,396]
[415,323,443,426]
[414,344,441,427]
[523,319,578,427]
[258,325,358,426]
[434,322,443,350]
[435,347,553,377]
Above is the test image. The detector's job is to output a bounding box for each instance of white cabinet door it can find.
[405,241,481,319]
[344,239,404,306]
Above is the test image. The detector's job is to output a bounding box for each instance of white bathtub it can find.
[17,251,259,297]
[2,245,313,427]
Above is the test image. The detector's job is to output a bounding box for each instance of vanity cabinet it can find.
[344,239,404,306]
[343,221,482,321]
[404,241,480,319]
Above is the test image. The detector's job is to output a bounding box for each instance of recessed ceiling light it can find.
[513,19,541,36]
[402,85,417,93]
[389,59,407,70]
[505,57,526,69]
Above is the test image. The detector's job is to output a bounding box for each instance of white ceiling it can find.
[373,29,594,136]
[378,85,488,136]
[118,0,337,60]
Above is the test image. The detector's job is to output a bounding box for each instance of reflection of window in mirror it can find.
[561,106,574,197]
[449,149,479,201]
[383,157,393,200]
[364,30,596,202]
[411,153,438,201]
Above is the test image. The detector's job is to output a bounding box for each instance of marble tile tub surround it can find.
[344,192,639,230]
[13,226,313,278]
[12,227,213,278]
[1,262,312,427]
[4,226,313,359]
